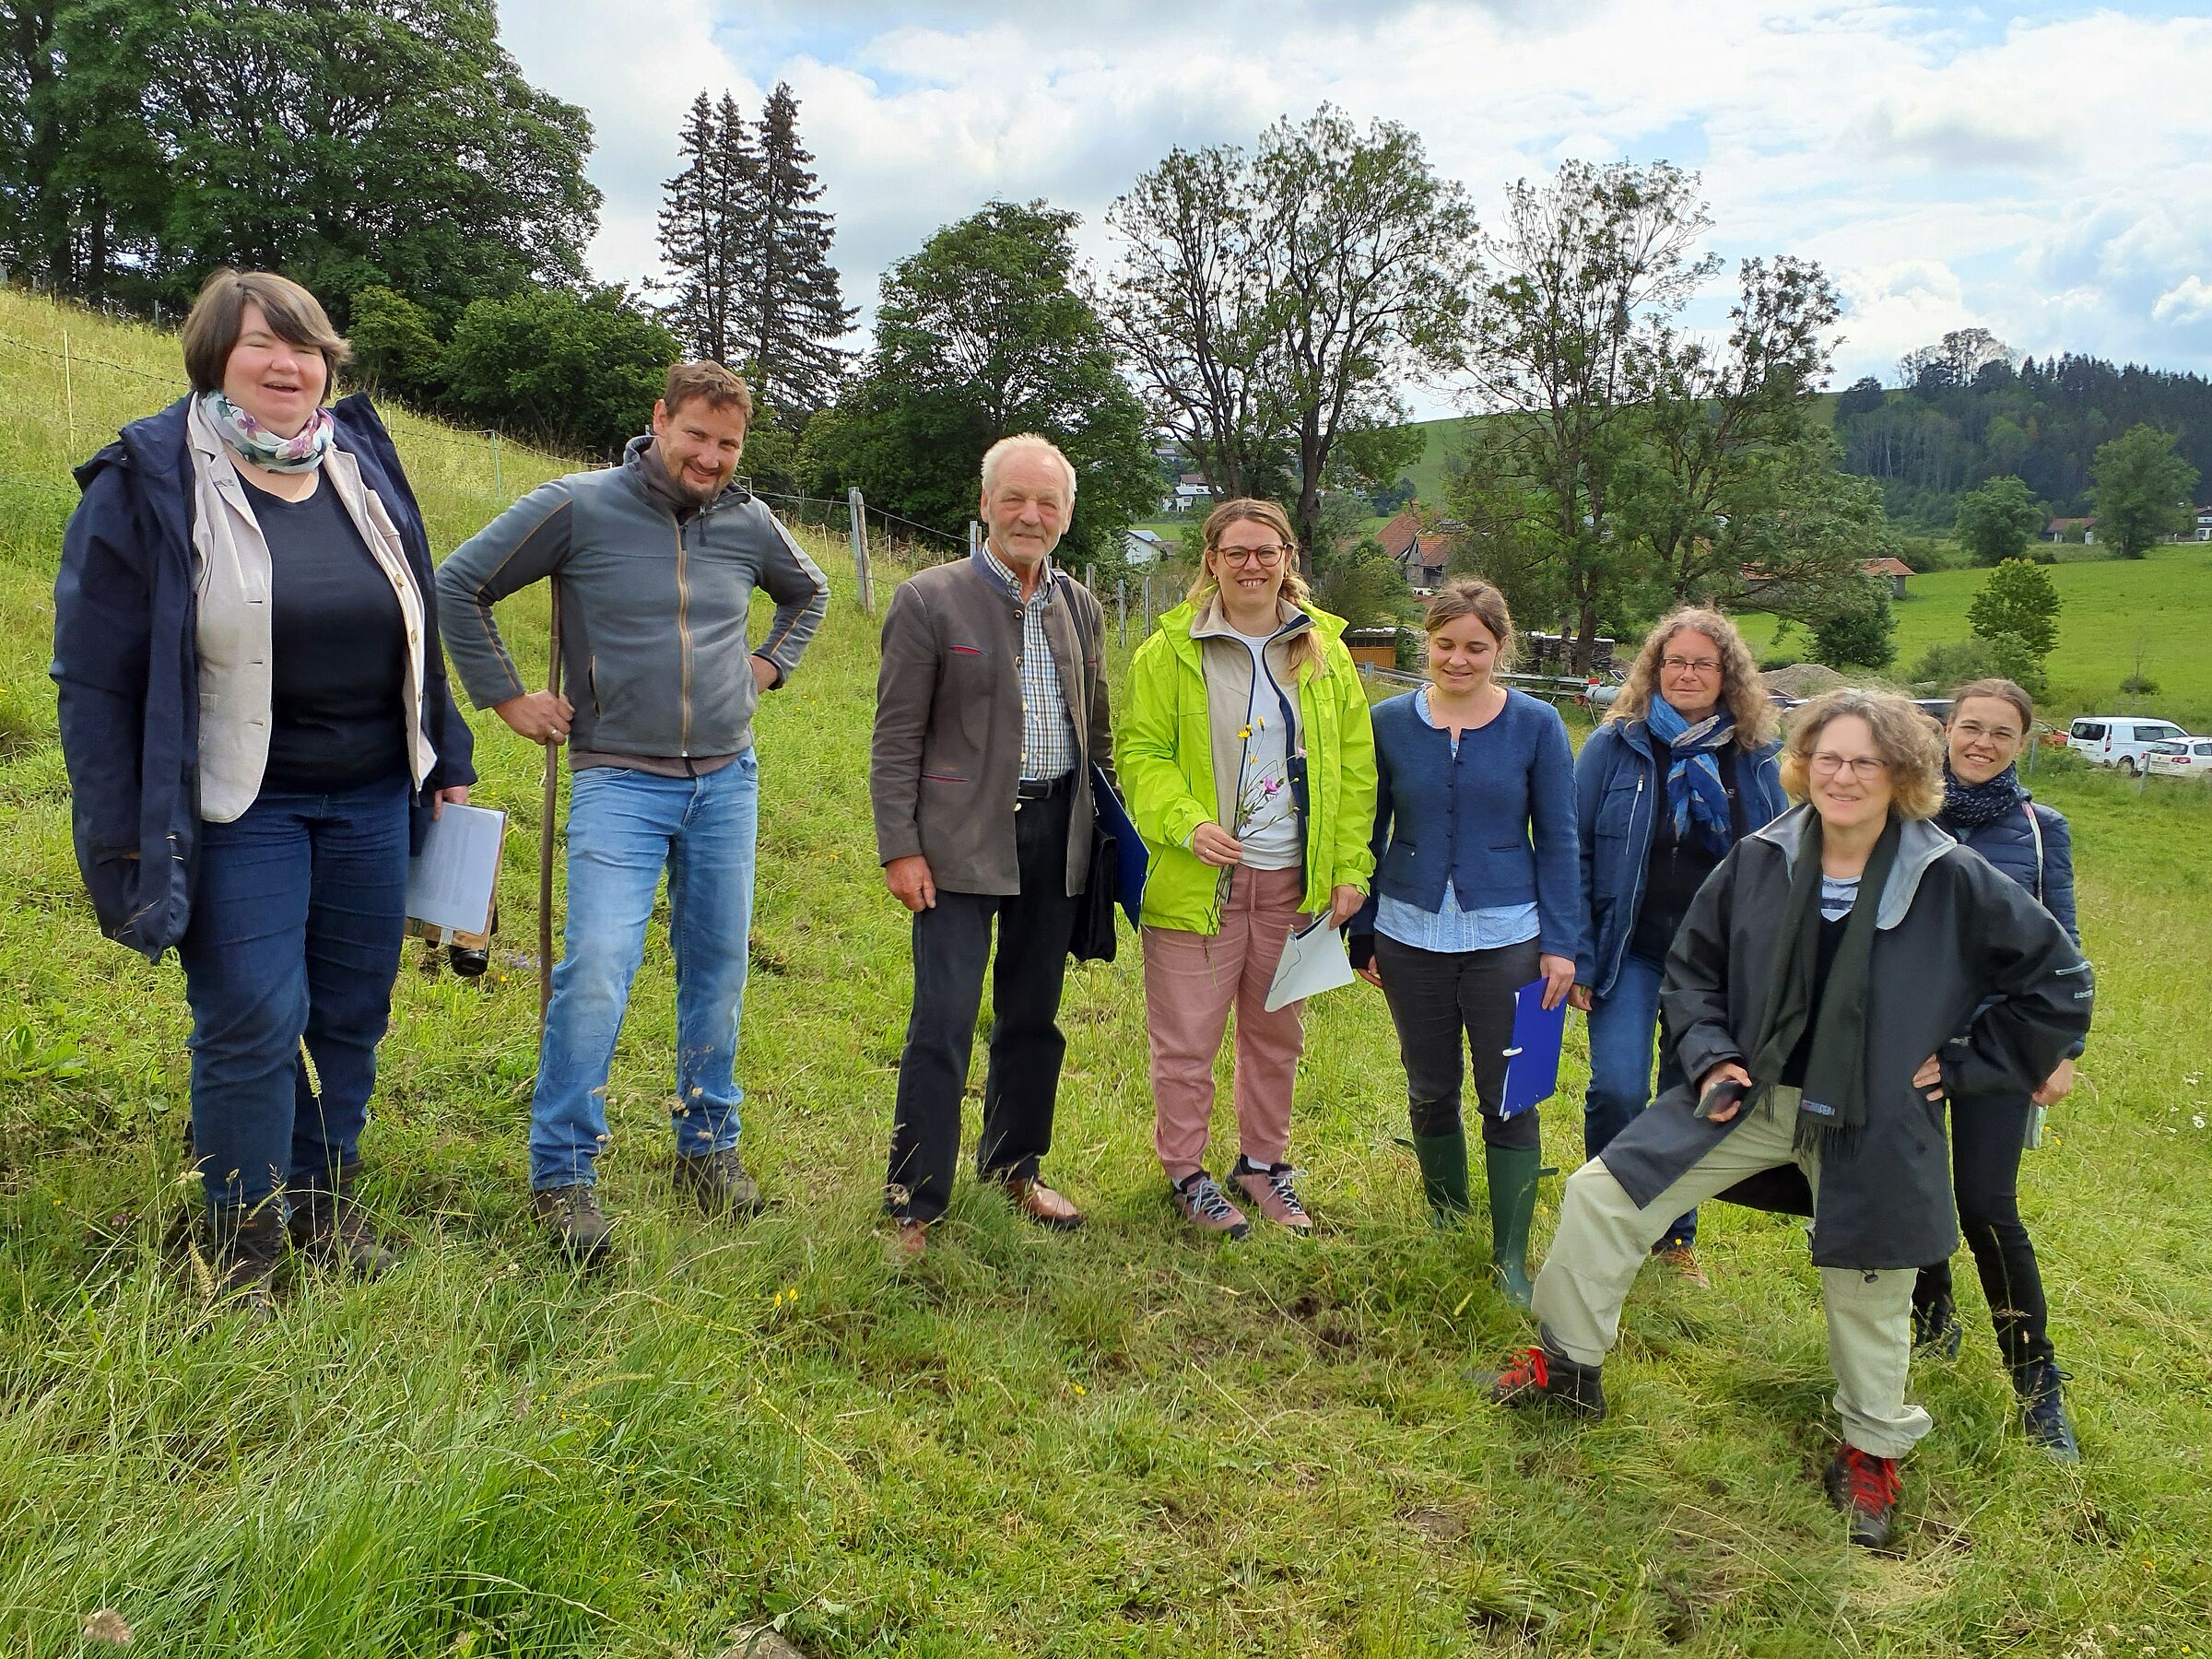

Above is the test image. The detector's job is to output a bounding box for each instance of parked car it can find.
[2147,737,2212,782]
[2068,715,2193,775]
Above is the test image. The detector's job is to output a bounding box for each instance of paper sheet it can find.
[406,803,506,935]
[1264,912,1357,1012]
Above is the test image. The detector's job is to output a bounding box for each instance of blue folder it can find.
[1091,763,1147,929]
[1500,977,1569,1119]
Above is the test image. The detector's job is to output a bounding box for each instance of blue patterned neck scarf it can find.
[1645,696,1736,853]
[201,391,334,474]
[1940,761,2027,830]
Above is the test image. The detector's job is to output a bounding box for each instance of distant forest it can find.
[1834,354,2212,532]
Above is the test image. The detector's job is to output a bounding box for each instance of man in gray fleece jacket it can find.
[436,361,828,1256]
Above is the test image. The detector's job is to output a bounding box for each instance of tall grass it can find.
[1,291,2209,1655]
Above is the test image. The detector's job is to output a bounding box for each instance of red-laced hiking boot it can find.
[1229,1156,1313,1233]
[1479,1338,1606,1418]
[1823,1444,1903,1549]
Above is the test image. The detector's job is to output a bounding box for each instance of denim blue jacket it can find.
[1573,715,1785,996]
[1354,688,1581,958]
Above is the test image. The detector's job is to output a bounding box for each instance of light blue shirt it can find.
[1374,687,1542,953]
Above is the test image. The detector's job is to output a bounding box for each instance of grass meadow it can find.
[3,293,2212,1655]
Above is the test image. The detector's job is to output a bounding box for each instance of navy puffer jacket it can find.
[1938,795,2077,945]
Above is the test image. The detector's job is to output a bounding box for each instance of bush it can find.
[1757,648,1803,672]
[1812,597,1897,671]
[2120,671,2160,697]
[1911,634,2047,700]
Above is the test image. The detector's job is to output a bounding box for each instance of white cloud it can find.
[492,0,2212,402]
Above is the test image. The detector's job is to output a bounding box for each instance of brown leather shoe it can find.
[1655,1244,1712,1288]
[992,1173,1083,1230]
[888,1217,930,1262]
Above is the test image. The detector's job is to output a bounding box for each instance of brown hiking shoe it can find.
[673,1147,763,1218]
[1654,1244,1711,1288]
[288,1171,398,1278]
[532,1183,615,1261]
[1169,1170,1251,1240]
[1229,1155,1314,1233]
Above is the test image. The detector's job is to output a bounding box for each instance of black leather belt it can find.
[1016,774,1071,801]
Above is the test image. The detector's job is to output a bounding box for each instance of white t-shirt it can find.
[1230,630,1302,871]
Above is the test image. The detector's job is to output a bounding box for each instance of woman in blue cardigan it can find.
[1569,607,1783,1288]
[1352,582,1578,1306]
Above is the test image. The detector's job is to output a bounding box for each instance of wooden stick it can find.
[537,584,562,1038]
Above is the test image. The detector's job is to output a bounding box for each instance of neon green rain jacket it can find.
[1115,594,1379,935]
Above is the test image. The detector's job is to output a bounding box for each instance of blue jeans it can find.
[530,755,759,1189]
[1583,948,1697,1249]
[176,774,410,1212]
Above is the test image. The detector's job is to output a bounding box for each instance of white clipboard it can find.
[1264,912,1357,1012]
[405,803,506,936]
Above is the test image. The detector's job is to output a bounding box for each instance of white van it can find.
[2068,715,2192,774]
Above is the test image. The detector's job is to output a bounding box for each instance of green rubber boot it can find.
[1484,1144,1543,1310]
[1410,1132,1472,1228]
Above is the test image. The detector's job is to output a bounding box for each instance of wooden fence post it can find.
[848,487,875,615]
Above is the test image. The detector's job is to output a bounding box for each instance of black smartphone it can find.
[1695,1078,1747,1120]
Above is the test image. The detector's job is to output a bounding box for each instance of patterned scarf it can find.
[200,391,334,474]
[1645,696,1736,854]
[1940,761,2028,830]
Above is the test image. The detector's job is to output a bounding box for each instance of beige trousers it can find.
[1531,1088,1934,1458]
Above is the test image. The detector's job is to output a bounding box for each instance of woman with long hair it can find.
[53,270,476,1308]
[1570,607,1786,1288]
[1912,677,2082,1457]
[1350,582,1579,1307]
[1116,499,1377,1239]
[1483,688,2090,1547]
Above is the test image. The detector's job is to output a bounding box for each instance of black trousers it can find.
[886,790,1077,1224]
[1372,933,1543,1150]
[1913,1090,2054,1371]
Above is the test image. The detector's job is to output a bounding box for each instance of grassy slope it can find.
[2,293,2211,1655]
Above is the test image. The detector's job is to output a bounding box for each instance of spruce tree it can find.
[739,82,854,413]
[655,90,752,366]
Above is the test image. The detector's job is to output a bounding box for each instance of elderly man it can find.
[870,433,1114,1258]
[437,360,828,1258]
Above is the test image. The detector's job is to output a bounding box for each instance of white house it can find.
[1121,527,1172,566]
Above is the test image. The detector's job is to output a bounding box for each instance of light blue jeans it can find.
[1583,947,1697,1250]
[529,754,759,1190]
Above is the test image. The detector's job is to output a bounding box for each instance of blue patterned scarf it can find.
[1645,696,1736,854]
[1940,761,2028,830]
[201,391,334,474]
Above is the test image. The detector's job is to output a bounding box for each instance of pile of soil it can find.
[1760,662,1848,700]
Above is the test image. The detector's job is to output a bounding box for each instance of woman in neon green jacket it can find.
[1115,498,1378,1240]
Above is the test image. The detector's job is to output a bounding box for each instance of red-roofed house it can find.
[1378,507,1450,590]
[2045,516,2096,544]
[1862,556,1914,599]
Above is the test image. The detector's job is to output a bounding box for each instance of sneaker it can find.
[1169,1171,1250,1240]
[673,1147,763,1218]
[1823,1444,1903,1548]
[1653,1243,1711,1288]
[1478,1337,1606,1418]
[2014,1360,2080,1462]
[288,1171,398,1278]
[1229,1155,1313,1233]
[533,1183,615,1261]
[1912,1296,1962,1359]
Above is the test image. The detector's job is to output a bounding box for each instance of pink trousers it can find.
[1142,865,1309,1181]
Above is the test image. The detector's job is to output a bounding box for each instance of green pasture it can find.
[2,291,2211,1655]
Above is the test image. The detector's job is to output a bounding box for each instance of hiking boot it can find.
[533,1183,615,1261]
[1654,1243,1711,1289]
[1169,1170,1250,1241]
[288,1168,398,1278]
[1912,1295,1962,1359]
[1823,1444,1903,1549]
[1478,1335,1606,1418]
[2014,1359,2080,1462]
[206,1202,286,1314]
[673,1147,763,1218]
[1229,1155,1313,1234]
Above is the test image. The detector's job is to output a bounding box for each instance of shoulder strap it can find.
[2022,800,2044,902]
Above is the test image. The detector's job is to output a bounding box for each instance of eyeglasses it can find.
[1215,544,1287,569]
[1951,719,2021,745]
[1807,752,1890,780]
[1661,655,1722,677]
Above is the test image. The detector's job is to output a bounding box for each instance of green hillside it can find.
[2,292,2210,1654]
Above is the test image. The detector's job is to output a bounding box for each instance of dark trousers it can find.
[887,790,1077,1224]
[175,775,410,1212]
[1913,1091,2054,1371]
[1372,933,1542,1150]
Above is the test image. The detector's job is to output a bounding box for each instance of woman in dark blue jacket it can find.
[52,270,475,1308]
[1351,582,1578,1306]
[1570,608,1784,1288]
[1912,677,2082,1458]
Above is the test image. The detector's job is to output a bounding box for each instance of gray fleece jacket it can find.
[436,438,829,762]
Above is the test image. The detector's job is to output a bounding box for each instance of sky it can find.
[496,0,2212,414]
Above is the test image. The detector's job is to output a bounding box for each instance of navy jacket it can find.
[1354,688,1580,958]
[51,393,475,959]
[1939,797,2077,944]
[1573,715,1787,996]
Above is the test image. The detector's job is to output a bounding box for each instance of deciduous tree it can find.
[1953,474,2044,566]
[2090,423,2199,558]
